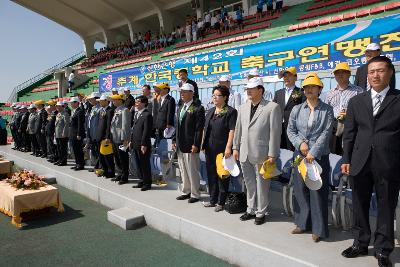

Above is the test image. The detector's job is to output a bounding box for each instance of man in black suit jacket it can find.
[173,83,205,203]
[98,95,115,178]
[273,67,305,151]
[341,56,400,267]
[354,43,396,91]
[130,95,153,191]
[35,100,48,157]
[69,97,86,171]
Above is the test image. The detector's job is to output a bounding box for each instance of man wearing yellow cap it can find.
[325,62,362,155]
[45,100,59,163]
[274,67,305,151]
[34,100,48,158]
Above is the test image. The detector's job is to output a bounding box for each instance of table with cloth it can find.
[0,181,64,227]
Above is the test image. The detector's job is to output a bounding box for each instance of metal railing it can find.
[7,51,86,102]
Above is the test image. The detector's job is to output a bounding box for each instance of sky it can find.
[0,0,83,103]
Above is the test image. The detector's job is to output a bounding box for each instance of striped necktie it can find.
[373,94,382,117]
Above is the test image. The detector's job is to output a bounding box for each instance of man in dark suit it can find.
[98,95,115,178]
[354,43,396,91]
[152,82,176,177]
[69,97,86,171]
[130,95,153,191]
[35,100,48,158]
[173,83,205,203]
[341,56,400,267]
[18,106,29,152]
[273,67,304,151]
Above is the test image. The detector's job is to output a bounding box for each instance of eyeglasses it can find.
[212,94,224,98]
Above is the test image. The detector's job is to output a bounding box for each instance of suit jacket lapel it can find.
[362,91,374,121]
[277,90,285,111]
[376,89,398,117]
[249,99,266,127]
[204,107,215,134]
[285,87,300,109]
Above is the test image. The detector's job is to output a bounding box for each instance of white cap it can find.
[248,68,260,76]
[219,75,230,82]
[123,88,130,91]
[56,101,64,106]
[179,83,194,92]
[69,97,80,103]
[244,77,264,89]
[28,104,37,109]
[98,95,109,101]
[222,156,241,177]
[163,127,176,139]
[88,92,101,99]
[366,43,381,51]
[111,88,118,92]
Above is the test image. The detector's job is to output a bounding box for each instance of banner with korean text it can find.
[100,14,400,93]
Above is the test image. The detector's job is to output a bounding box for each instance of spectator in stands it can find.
[98,95,115,178]
[287,73,333,242]
[211,13,218,34]
[45,100,58,163]
[192,20,198,42]
[185,21,192,43]
[109,94,132,185]
[236,5,244,30]
[173,83,205,203]
[354,43,396,91]
[54,102,70,166]
[69,97,86,171]
[256,0,265,20]
[130,95,153,191]
[341,56,400,267]
[68,70,75,93]
[152,83,175,178]
[273,67,305,151]
[275,0,283,14]
[233,77,282,225]
[202,85,237,212]
[176,26,183,39]
[178,68,199,102]
[204,11,211,32]
[326,62,362,155]
[27,104,39,156]
[220,5,228,19]
[197,18,204,40]
[86,92,102,172]
[267,0,274,17]
[35,100,48,158]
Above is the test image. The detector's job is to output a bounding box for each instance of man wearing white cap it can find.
[243,68,273,103]
[233,77,282,225]
[219,75,242,110]
[173,83,205,203]
[69,97,86,171]
[354,43,396,91]
[54,101,70,166]
[86,92,102,172]
[27,104,40,156]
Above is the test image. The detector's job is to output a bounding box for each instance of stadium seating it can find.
[308,0,347,11]
[105,56,152,70]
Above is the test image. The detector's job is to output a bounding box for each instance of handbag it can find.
[224,192,247,214]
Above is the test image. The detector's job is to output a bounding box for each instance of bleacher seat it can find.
[331,14,344,23]
[343,12,357,20]
[319,17,331,25]
[356,9,370,17]
[370,5,386,14]
[385,1,400,10]
[297,22,309,30]
[308,20,320,27]
[287,24,298,32]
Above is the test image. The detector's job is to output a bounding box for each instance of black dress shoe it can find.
[74,166,84,171]
[176,194,191,200]
[141,186,151,191]
[133,182,143,188]
[341,245,368,258]
[375,252,391,267]
[70,166,77,169]
[254,215,266,225]
[188,198,199,203]
[118,180,128,185]
[111,176,121,182]
[58,162,67,166]
[41,154,47,158]
[240,213,256,221]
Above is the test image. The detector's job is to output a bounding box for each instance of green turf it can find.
[0,185,232,267]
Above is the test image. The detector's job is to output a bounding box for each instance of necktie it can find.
[373,94,381,116]
[179,104,187,122]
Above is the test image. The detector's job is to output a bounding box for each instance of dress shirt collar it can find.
[371,86,390,100]
[160,94,167,103]
[285,85,296,92]
[183,99,193,109]
[303,99,322,110]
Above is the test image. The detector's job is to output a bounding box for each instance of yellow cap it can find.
[278,67,297,79]
[259,161,281,179]
[154,82,170,90]
[302,72,323,88]
[298,159,308,181]
[34,100,45,106]
[47,100,56,106]
[216,153,230,179]
[333,62,351,73]
[110,94,124,100]
[100,140,113,155]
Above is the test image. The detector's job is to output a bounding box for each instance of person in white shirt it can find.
[68,70,75,93]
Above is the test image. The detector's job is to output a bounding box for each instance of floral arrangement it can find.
[216,105,228,117]
[6,170,46,190]
[186,105,195,114]
[291,155,303,168]
[291,90,302,101]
